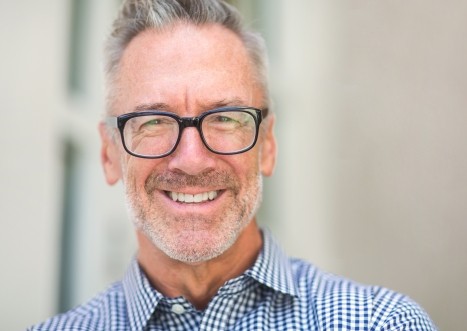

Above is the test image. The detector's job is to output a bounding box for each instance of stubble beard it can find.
[124,169,263,264]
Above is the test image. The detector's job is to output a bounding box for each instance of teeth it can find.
[194,194,202,203]
[169,191,218,203]
[208,191,216,200]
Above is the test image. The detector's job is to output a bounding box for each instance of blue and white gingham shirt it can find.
[29,231,437,330]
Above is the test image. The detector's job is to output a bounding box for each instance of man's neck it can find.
[136,221,263,310]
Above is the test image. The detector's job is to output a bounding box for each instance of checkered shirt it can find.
[29,231,437,330]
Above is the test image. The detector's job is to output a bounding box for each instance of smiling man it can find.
[102,21,273,310]
[29,0,437,330]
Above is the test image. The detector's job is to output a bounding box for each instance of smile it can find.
[165,190,219,203]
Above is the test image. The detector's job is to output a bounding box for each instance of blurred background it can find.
[1,0,466,329]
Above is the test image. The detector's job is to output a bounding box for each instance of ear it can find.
[259,114,277,177]
[98,122,122,185]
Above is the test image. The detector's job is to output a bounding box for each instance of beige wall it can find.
[271,1,467,330]
[0,1,65,329]
[1,1,465,330]
[0,1,130,329]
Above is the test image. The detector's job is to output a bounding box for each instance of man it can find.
[30,0,437,330]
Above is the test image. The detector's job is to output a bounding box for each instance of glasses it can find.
[106,106,264,159]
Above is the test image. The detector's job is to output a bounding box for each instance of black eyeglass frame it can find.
[106,106,265,159]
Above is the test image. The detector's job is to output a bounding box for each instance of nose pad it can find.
[180,116,200,129]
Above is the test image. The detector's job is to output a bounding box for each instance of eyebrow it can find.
[133,103,171,112]
[198,98,249,110]
[132,98,249,113]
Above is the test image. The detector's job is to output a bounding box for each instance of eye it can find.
[215,115,238,123]
[139,117,174,130]
[203,111,254,131]
[129,115,177,136]
[141,119,161,127]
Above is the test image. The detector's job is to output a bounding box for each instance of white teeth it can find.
[168,191,219,203]
[208,191,217,200]
[177,192,185,202]
[194,193,203,203]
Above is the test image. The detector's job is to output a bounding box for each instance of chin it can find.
[139,215,251,264]
[154,225,240,263]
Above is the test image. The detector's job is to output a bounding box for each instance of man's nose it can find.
[167,127,216,175]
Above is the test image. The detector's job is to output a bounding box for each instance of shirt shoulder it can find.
[288,258,438,330]
[27,282,127,331]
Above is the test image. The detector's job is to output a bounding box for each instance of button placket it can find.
[171,303,186,315]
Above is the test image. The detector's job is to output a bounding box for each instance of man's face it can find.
[100,23,276,264]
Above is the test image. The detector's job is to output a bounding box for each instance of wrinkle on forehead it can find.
[111,23,262,115]
[129,96,252,114]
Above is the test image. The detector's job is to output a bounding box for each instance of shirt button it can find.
[171,303,185,314]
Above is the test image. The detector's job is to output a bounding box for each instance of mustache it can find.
[144,170,239,195]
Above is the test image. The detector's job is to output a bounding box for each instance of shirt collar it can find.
[245,229,299,298]
[122,229,299,331]
[122,259,163,331]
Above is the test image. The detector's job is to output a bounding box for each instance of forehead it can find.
[115,23,260,114]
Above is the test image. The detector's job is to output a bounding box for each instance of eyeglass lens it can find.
[122,110,257,157]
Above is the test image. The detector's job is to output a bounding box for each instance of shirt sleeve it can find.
[371,288,438,331]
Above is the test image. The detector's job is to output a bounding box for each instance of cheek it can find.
[228,153,261,183]
[123,158,162,189]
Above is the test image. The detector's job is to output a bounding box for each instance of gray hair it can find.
[104,0,270,114]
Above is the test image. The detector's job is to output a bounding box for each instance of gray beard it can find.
[124,170,263,263]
